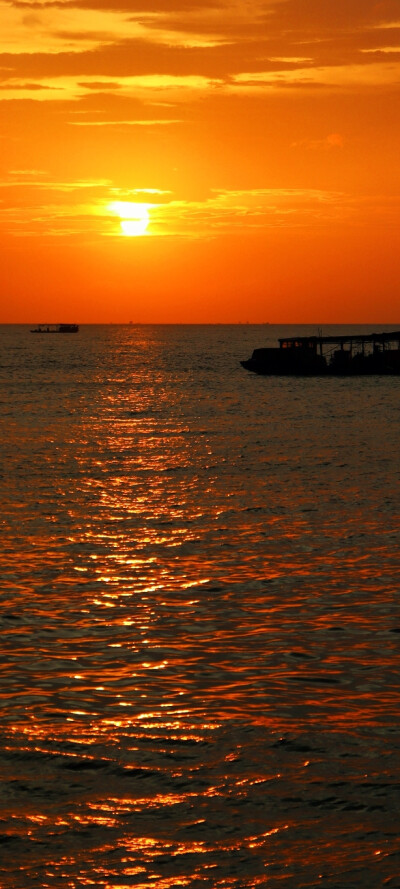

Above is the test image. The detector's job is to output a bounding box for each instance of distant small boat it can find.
[30,324,79,334]
[241,330,400,376]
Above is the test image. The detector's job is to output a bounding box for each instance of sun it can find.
[120,217,148,237]
[108,201,150,237]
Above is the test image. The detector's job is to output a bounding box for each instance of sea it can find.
[1,323,400,889]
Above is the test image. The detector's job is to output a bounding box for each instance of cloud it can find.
[69,117,183,126]
[0,1,237,58]
[1,0,400,108]
[0,71,223,101]
[8,168,48,175]
[0,172,354,239]
[0,80,60,91]
[230,59,400,91]
[291,133,345,150]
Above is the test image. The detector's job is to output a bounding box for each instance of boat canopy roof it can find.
[278,330,400,348]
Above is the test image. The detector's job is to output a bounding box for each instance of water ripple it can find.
[0,324,399,887]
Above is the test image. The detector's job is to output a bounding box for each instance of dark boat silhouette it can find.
[31,324,79,334]
[241,330,400,376]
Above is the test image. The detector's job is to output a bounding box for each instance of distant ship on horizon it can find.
[30,323,79,334]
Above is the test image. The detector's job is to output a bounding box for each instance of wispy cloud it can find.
[69,118,183,126]
[0,72,222,101]
[291,133,345,151]
[0,173,363,239]
[230,60,400,91]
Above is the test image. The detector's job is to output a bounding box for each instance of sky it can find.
[1,0,399,323]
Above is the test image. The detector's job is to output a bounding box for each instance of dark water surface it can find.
[1,323,399,888]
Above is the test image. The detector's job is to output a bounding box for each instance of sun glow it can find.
[109,201,150,236]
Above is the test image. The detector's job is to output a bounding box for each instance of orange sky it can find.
[1,0,399,323]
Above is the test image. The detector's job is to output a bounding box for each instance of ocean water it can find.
[0,322,399,889]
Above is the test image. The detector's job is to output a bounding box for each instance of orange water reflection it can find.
[2,326,400,888]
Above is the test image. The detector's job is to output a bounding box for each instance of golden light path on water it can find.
[0,324,399,887]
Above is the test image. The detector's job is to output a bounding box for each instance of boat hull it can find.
[241,334,400,376]
[241,348,328,376]
[241,349,400,376]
